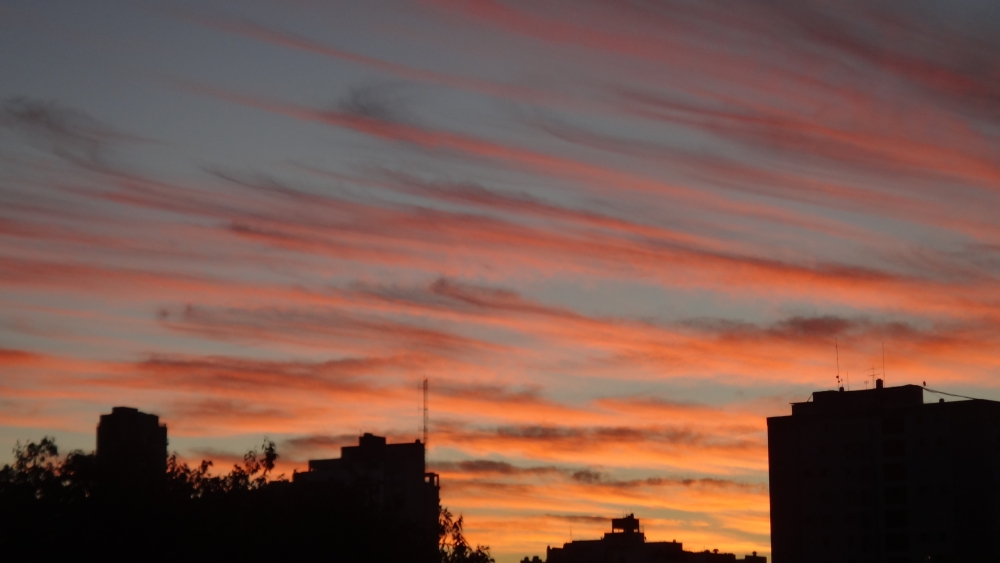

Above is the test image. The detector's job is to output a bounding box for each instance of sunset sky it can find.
[2,1,999,560]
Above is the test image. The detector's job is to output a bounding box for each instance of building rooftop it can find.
[543,515,764,562]
[789,380,926,416]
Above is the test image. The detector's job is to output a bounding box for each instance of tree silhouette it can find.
[163,439,283,498]
[223,439,281,491]
[166,453,215,497]
[1,437,463,563]
[439,506,495,563]
[0,437,97,503]
[0,437,59,498]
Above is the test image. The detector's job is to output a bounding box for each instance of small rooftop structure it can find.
[610,514,641,535]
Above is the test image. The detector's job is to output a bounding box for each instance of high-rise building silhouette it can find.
[96,406,168,493]
[768,380,1000,562]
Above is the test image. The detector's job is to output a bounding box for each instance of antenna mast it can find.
[422,377,429,447]
[835,339,841,389]
[882,341,886,386]
[835,339,840,378]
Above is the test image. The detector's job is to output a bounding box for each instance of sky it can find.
[1,0,999,560]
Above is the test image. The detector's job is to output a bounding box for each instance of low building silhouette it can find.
[768,380,1000,562]
[96,406,167,494]
[540,514,765,562]
[294,432,440,533]
[7,410,441,561]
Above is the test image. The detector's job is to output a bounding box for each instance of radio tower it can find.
[422,378,429,447]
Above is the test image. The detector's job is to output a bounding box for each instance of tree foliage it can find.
[0,437,97,503]
[164,439,281,498]
[440,507,495,563]
[1,437,477,563]
[0,437,281,502]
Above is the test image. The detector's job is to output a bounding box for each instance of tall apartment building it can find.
[96,406,168,493]
[768,380,1000,562]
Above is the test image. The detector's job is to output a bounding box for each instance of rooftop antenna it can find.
[882,341,886,386]
[835,339,842,390]
[422,377,429,448]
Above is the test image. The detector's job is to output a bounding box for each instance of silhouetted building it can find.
[768,380,1000,562]
[294,433,440,532]
[96,406,167,493]
[541,514,765,562]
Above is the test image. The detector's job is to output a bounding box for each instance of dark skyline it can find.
[0,406,445,562]
[3,1,1000,561]
[4,405,768,563]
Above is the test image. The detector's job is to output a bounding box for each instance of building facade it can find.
[96,406,168,493]
[768,380,1000,562]
[294,432,440,532]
